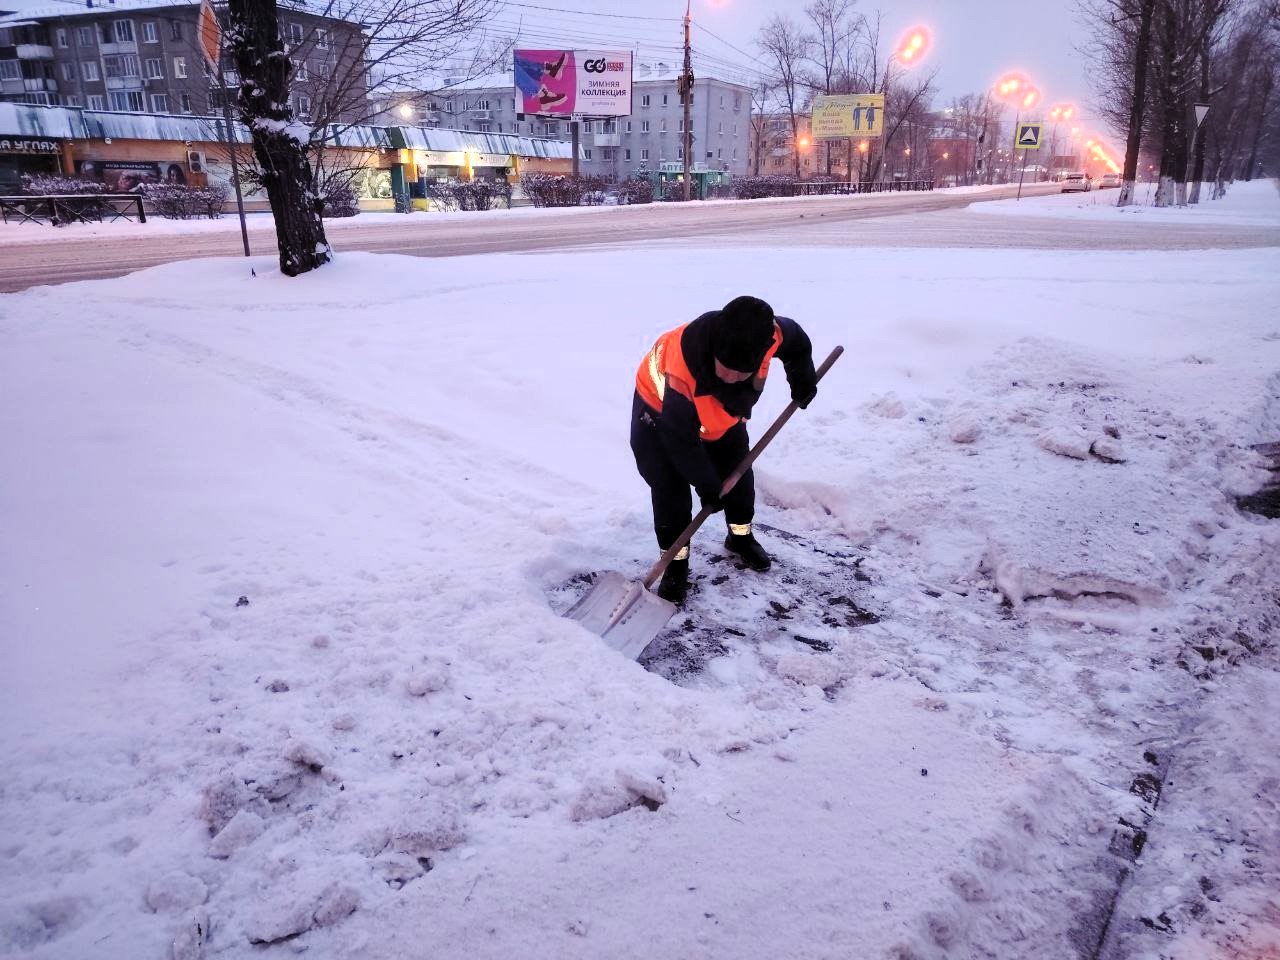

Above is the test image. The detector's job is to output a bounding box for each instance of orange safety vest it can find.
[635,322,782,441]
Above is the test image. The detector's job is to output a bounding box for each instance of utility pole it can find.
[680,0,693,201]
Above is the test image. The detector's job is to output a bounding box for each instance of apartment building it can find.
[379,62,753,181]
[0,0,364,122]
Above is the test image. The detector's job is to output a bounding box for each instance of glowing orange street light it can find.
[858,140,870,153]
[1021,88,1041,109]
[798,136,811,148]
[895,26,930,64]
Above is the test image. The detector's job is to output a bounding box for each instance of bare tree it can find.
[227,0,330,276]
[749,80,772,175]
[756,14,814,177]
[802,0,861,174]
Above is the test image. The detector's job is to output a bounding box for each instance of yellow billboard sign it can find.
[811,94,886,139]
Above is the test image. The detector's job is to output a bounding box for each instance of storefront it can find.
[0,102,76,192]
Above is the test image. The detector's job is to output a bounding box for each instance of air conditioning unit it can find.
[187,150,206,173]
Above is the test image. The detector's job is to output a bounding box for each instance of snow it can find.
[971,176,1280,226]
[1,223,1278,959]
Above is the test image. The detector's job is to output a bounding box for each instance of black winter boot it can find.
[656,556,690,604]
[724,528,771,572]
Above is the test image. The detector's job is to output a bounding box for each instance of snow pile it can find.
[970,176,1280,225]
[2,238,1278,958]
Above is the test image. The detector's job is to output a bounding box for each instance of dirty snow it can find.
[1,230,1278,960]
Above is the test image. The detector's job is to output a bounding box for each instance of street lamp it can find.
[397,103,414,120]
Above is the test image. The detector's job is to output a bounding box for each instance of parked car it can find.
[1097,173,1121,189]
[1061,172,1092,193]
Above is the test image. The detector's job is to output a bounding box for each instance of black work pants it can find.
[630,392,754,550]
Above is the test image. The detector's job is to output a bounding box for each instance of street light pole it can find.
[681,0,693,201]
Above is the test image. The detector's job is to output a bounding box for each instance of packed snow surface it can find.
[1,229,1278,959]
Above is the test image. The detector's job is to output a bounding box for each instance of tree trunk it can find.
[1119,0,1157,207]
[1188,32,1210,204]
[227,0,331,276]
[1153,2,1185,208]
[1244,70,1273,181]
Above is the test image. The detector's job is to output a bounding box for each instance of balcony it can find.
[593,133,620,147]
[16,43,54,59]
[470,109,492,120]
[100,40,138,55]
[105,75,143,90]
[22,77,58,92]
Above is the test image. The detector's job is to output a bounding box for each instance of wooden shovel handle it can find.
[642,345,844,589]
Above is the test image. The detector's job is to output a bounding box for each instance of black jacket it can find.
[653,311,816,500]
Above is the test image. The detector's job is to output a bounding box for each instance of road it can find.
[2,183,1276,292]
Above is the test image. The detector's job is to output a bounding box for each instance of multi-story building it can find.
[0,0,364,123]
[377,61,752,181]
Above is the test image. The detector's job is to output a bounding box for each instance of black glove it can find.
[698,490,725,514]
[792,379,818,410]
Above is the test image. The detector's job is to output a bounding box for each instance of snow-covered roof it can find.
[0,101,558,157]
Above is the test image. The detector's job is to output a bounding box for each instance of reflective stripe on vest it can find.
[634,323,783,442]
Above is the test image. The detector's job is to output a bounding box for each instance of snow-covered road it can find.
[1,183,1278,959]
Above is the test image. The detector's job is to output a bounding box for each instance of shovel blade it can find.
[564,571,676,660]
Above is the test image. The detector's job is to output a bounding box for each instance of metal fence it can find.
[705,179,936,200]
[0,193,147,226]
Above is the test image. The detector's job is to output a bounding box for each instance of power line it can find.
[499,0,678,23]
[692,20,768,71]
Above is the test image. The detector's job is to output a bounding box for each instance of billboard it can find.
[514,49,633,118]
[811,94,886,139]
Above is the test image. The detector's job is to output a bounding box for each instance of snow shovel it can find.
[566,345,845,660]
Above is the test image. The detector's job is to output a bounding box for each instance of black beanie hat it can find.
[712,295,776,372]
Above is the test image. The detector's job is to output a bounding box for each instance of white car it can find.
[1060,172,1091,193]
[1097,173,1122,189]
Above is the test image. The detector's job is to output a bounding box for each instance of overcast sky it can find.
[5,0,1098,123]
[489,0,1094,113]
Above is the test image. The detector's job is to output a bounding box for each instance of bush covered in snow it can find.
[617,177,655,205]
[319,179,361,218]
[520,173,608,207]
[141,183,228,219]
[728,175,804,200]
[421,178,512,212]
[21,174,102,195]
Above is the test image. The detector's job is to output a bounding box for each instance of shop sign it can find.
[0,137,62,154]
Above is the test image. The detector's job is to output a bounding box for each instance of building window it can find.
[583,148,592,160]
[582,120,592,132]
[624,148,631,160]
[717,147,722,158]
[113,20,135,43]
[61,61,76,81]
[56,28,68,47]
[144,58,163,79]
[285,22,304,45]
[625,120,632,133]
[109,90,144,111]
[169,20,182,40]
[677,146,684,159]
[719,94,724,107]
[292,59,307,80]
[104,54,140,79]
[641,94,650,107]
[662,93,668,106]
[316,28,329,48]
[0,61,20,81]
[63,94,81,107]
[641,148,649,160]
[150,93,168,112]
[717,122,723,134]
[734,92,741,110]
[78,25,94,46]
[640,119,649,132]
[87,93,106,110]
[733,147,737,160]
[180,92,192,112]
[544,121,558,135]
[173,56,187,78]
[296,93,311,115]
[678,119,684,132]
[733,123,738,136]
[142,21,158,43]
[477,98,490,110]
[659,119,666,133]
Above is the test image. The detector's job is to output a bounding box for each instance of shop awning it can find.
[82,111,252,143]
[0,102,85,139]
[388,126,572,159]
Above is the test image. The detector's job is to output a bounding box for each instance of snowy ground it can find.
[1,215,1278,959]
[972,177,1280,226]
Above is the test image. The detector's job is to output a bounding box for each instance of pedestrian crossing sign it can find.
[1017,122,1043,149]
